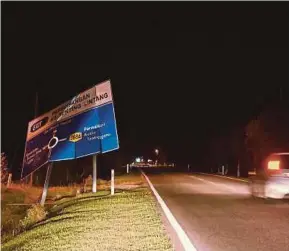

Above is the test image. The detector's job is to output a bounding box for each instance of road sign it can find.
[21,80,119,179]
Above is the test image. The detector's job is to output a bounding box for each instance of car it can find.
[250,152,289,199]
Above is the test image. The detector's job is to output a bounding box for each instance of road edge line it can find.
[140,169,198,251]
[199,173,249,183]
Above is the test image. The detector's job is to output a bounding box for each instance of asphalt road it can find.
[144,170,289,251]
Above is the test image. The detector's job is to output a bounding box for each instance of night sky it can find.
[2,2,289,175]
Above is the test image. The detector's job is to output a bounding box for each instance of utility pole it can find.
[30,92,38,186]
[34,92,39,118]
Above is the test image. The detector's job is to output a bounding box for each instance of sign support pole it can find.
[40,162,53,206]
[92,154,97,193]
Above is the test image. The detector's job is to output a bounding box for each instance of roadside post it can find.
[188,164,190,172]
[237,162,240,177]
[92,154,97,193]
[127,164,129,174]
[40,163,53,206]
[222,165,225,175]
[6,173,12,188]
[111,169,115,195]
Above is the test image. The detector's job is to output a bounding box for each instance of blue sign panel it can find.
[22,81,119,179]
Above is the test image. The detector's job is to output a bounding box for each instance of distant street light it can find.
[155,149,159,155]
[154,149,159,166]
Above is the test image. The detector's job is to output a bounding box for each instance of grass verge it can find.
[1,184,82,242]
[2,171,173,251]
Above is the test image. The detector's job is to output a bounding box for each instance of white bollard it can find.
[111,169,114,195]
[127,164,129,174]
[7,173,12,188]
[222,165,225,175]
[237,162,240,177]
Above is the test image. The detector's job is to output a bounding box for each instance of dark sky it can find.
[2,2,289,171]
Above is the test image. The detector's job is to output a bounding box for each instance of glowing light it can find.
[268,160,280,170]
[136,158,141,163]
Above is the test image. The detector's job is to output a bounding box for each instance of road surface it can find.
[144,170,289,251]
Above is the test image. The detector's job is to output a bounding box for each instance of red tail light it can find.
[268,160,280,170]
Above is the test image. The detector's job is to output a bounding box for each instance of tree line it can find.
[204,100,289,177]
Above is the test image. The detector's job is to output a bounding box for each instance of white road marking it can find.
[141,170,198,251]
[189,175,238,193]
[199,173,249,183]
